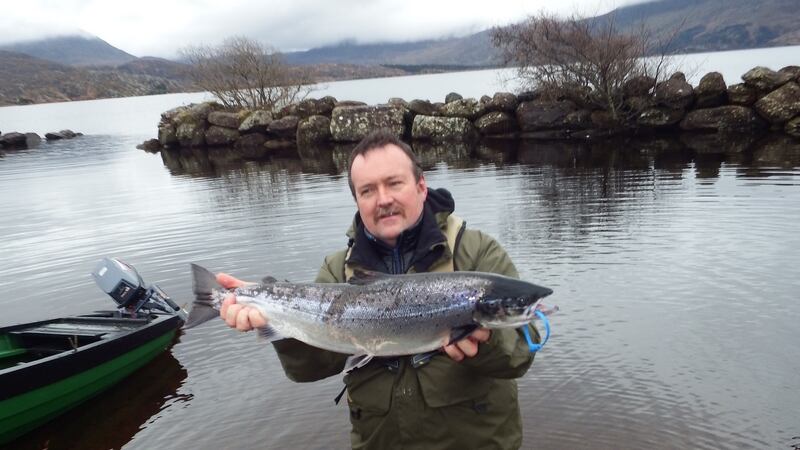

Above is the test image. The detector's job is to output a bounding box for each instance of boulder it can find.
[268,115,300,139]
[727,83,758,106]
[440,98,482,119]
[754,82,800,124]
[25,133,42,148]
[564,109,593,129]
[515,100,577,131]
[680,106,766,132]
[239,110,273,133]
[475,112,518,135]
[694,72,728,108]
[637,107,685,128]
[158,124,178,147]
[176,121,206,147]
[516,90,543,102]
[655,72,694,110]
[275,103,298,119]
[182,102,220,123]
[411,115,477,141]
[785,116,800,138]
[136,139,162,152]
[330,105,405,142]
[483,92,519,113]
[387,97,408,108]
[778,65,800,82]
[335,100,368,107]
[742,66,794,92]
[45,132,66,140]
[445,92,463,103]
[407,99,438,116]
[160,105,187,123]
[624,96,656,113]
[208,111,243,129]
[623,75,655,98]
[319,96,338,109]
[297,115,332,144]
[296,98,335,118]
[205,126,240,146]
[0,132,41,149]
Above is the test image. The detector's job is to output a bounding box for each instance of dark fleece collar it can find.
[346,188,455,274]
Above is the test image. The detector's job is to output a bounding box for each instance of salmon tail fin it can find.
[185,263,223,329]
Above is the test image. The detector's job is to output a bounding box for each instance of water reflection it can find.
[153,133,800,182]
[3,345,189,450]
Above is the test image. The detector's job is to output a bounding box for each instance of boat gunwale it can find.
[0,312,183,401]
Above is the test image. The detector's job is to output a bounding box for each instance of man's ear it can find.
[418,174,428,198]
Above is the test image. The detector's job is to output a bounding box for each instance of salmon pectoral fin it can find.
[447,324,479,346]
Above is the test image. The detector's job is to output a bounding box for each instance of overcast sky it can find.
[1,0,648,57]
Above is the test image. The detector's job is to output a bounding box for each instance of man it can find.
[219,130,539,449]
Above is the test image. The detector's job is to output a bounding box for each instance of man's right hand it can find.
[217,273,268,331]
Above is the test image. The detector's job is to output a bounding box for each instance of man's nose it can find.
[376,186,393,205]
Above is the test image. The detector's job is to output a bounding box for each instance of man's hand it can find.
[217,273,267,331]
[443,328,491,362]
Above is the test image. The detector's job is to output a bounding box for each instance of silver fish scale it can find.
[228,274,493,356]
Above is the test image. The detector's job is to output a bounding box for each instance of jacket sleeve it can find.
[271,254,349,382]
[456,229,540,378]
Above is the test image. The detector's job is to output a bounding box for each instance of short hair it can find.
[347,129,423,197]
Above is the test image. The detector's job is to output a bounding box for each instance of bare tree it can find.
[180,36,312,110]
[492,13,679,123]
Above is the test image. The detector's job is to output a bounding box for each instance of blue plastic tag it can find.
[521,309,551,353]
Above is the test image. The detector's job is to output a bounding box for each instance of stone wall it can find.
[142,65,800,155]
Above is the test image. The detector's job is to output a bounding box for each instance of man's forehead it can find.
[351,145,415,178]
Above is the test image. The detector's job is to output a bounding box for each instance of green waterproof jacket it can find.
[272,189,539,449]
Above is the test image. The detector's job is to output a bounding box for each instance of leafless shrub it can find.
[180,36,312,111]
[492,13,681,123]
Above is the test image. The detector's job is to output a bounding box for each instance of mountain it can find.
[0,35,137,67]
[0,50,193,106]
[285,30,497,68]
[287,0,799,66]
[596,0,800,53]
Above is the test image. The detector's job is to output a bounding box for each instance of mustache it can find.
[376,206,401,218]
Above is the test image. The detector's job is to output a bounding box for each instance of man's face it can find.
[350,144,427,247]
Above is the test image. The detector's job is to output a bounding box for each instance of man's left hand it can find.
[443,328,491,362]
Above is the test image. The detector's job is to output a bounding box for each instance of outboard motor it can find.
[92,257,186,319]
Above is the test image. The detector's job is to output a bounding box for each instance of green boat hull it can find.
[0,314,181,445]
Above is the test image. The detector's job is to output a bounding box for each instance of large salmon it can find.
[187,264,553,358]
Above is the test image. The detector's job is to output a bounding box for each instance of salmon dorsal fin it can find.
[348,269,389,285]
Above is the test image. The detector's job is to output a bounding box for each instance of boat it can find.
[0,258,186,445]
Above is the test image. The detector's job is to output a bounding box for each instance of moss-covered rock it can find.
[330,105,405,142]
[754,82,800,124]
[680,106,766,132]
[411,115,477,141]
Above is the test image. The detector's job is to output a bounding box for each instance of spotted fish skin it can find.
[188,264,553,357]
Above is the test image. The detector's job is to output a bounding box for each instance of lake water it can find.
[1,46,799,450]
